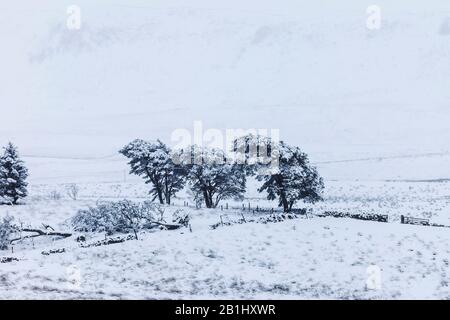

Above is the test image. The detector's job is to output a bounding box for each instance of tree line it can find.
[120,134,324,213]
[0,135,325,213]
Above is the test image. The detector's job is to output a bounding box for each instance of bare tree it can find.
[66,184,80,200]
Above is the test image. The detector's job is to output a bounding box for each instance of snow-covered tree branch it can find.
[120,139,186,205]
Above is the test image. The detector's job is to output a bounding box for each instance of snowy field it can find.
[1,155,450,299]
[3,213,450,300]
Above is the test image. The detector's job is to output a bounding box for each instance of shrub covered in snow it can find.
[72,200,188,239]
[172,209,191,227]
[72,200,156,239]
[0,216,16,250]
[0,143,28,205]
[48,190,63,200]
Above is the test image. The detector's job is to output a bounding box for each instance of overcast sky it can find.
[1,0,449,158]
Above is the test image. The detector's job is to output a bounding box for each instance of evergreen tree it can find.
[0,216,16,250]
[0,143,29,205]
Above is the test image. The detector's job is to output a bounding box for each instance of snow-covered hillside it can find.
[1,1,450,168]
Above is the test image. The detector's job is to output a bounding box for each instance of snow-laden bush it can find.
[0,216,16,250]
[48,190,62,200]
[172,209,191,227]
[72,200,188,239]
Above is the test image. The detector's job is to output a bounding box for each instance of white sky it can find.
[0,0,449,158]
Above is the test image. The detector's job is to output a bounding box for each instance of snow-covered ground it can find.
[1,170,449,299]
[2,203,450,299]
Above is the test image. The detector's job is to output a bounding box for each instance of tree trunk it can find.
[280,192,289,213]
[203,190,212,208]
[288,201,294,212]
[164,175,170,205]
[209,193,216,208]
[10,228,72,244]
[275,175,290,213]
[157,189,164,204]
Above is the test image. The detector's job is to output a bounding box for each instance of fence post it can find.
[400,215,404,224]
[226,203,228,210]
